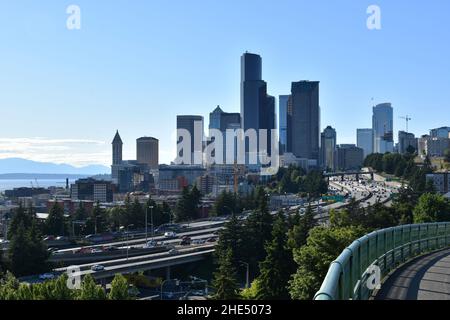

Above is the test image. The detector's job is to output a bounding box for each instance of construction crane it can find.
[399,115,412,133]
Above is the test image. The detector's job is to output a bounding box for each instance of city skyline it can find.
[1,1,450,166]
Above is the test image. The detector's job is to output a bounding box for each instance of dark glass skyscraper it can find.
[279,95,290,154]
[288,81,320,161]
[177,115,204,165]
[240,52,276,157]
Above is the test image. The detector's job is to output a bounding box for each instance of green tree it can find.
[46,203,66,236]
[213,191,237,216]
[77,274,106,300]
[289,226,365,300]
[7,205,34,240]
[175,186,202,222]
[287,205,317,250]
[240,279,262,300]
[215,214,245,268]
[212,248,239,300]
[303,170,328,198]
[108,274,131,300]
[413,193,450,223]
[7,223,49,277]
[243,195,273,274]
[256,213,294,300]
[445,149,450,163]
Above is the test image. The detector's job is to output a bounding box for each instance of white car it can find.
[91,264,105,272]
[164,231,177,239]
[39,273,55,280]
[168,249,178,255]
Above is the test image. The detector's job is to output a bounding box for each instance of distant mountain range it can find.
[0,158,110,176]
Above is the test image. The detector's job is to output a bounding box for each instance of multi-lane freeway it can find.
[19,173,399,284]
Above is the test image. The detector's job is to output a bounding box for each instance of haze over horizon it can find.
[1,0,449,166]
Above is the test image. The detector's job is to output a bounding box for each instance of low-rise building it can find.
[70,178,114,203]
[418,135,450,158]
[426,172,450,194]
[335,144,364,171]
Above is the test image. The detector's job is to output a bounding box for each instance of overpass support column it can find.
[166,266,171,280]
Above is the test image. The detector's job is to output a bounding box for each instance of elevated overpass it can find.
[324,171,374,183]
[314,222,450,300]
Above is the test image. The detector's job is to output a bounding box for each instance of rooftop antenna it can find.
[399,115,412,133]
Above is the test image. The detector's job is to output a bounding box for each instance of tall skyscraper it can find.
[240,52,276,160]
[177,115,204,165]
[208,106,241,163]
[111,130,123,183]
[136,137,159,169]
[288,81,320,161]
[398,131,417,154]
[320,126,337,171]
[372,103,394,153]
[279,95,290,154]
[209,106,241,131]
[357,128,373,159]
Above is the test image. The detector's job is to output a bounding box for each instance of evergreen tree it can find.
[7,205,33,240]
[256,213,294,300]
[213,191,237,216]
[212,248,239,300]
[215,215,245,268]
[242,201,273,274]
[175,186,201,222]
[7,222,49,277]
[287,205,317,250]
[46,202,66,236]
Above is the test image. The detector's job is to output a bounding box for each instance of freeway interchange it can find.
[21,174,398,285]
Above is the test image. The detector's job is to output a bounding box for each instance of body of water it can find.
[0,179,75,192]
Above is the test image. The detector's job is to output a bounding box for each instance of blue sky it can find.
[0,0,449,166]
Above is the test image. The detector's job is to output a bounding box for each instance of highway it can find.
[19,173,398,284]
[54,245,216,280]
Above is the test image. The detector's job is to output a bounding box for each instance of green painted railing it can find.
[314,222,450,300]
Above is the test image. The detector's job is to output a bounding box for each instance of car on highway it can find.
[39,273,55,280]
[144,240,157,248]
[103,246,119,252]
[192,239,206,245]
[168,249,178,255]
[164,231,177,239]
[43,236,55,241]
[91,264,105,272]
[180,237,191,246]
[206,237,218,243]
[90,248,103,254]
[55,236,69,241]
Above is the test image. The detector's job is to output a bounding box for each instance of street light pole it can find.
[150,206,154,240]
[240,261,250,289]
[145,206,148,243]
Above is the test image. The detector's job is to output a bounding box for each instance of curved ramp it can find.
[375,249,450,300]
